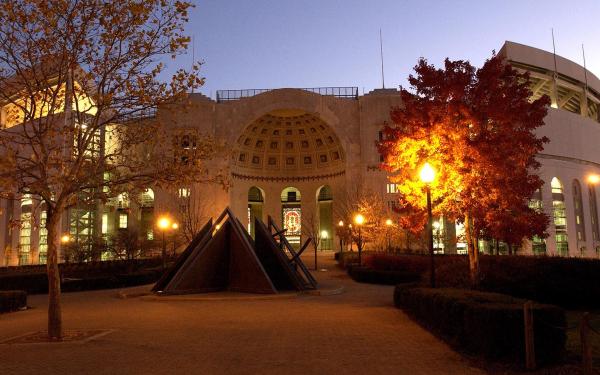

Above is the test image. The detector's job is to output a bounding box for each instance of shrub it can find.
[348,266,421,285]
[362,254,600,309]
[394,285,566,365]
[437,255,600,309]
[0,267,163,294]
[0,290,27,313]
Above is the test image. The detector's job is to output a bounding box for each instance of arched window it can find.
[551,177,568,256]
[529,188,546,254]
[572,180,586,243]
[140,188,155,208]
[117,193,129,209]
[140,188,155,241]
[248,186,264,238]
[589,183,600,242]
[317,185,333,250]
[281,187,301,246]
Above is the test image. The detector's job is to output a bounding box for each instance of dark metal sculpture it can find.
[152,207,316,295]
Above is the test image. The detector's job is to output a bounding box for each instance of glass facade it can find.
[18,212,31,265]
[39,210,48,264]
[551,178,568,256]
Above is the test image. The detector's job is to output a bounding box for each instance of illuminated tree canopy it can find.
[379,54,550,285]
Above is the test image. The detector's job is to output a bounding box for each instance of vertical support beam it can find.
[581,312,593,375]
[524,301,536,370]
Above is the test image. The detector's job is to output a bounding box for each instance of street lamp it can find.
[171,222,179,257]
[60,234,70,244]
[420,162,436,288]
[385,218,393,253]
[354,214,365,265]
[348,224,353,251]
[338,220,344,255]
[157,216,172,271]
[588,174,600,184]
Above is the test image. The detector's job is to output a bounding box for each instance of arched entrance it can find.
[317,185,333,250]
[248,186,264,238]
[281,187,301,247]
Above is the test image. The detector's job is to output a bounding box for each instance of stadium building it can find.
[1,41,600,265]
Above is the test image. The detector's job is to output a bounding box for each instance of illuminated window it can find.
[147,229,154,240]
[39,211,48,264]
[102,214,108,234]
[117,193,129,209]
[119,213,128,229]
[551,177,563,194]
[140,189,154,207]
[178,187,190,198]
[21,193,33,206]
[552,177,568,255]
[283,208,302,236]
[386,184,399,194]
[572,180,586,242]
[19,212,32,265]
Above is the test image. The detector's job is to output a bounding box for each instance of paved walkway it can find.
[0,254,483,375]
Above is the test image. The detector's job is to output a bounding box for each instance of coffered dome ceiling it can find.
[233,109,345,176]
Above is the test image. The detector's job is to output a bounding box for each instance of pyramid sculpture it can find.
[153,207,315,295]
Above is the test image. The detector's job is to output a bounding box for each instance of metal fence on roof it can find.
[216,87,359,102]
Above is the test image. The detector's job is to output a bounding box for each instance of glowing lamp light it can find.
[321,230,328,239]
[338,220,344,227]
[354,214,365,226]
[171,222,179,230]
[385,219,393,226]
[588,174,600,185]
[157,217,171,230]
[419,162,435,184]
[433,221,441,230]
[60,234,70,243]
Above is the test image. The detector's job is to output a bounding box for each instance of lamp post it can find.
[348,224,353,251]
[338,220,344,256]
[157,216,171,271]
[385,218,393,253]
[171,222,179,257]
[354,214,365,265]
[420,162,436,288]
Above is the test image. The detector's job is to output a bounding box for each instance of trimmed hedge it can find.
[0,269,163,294]
[394,285,566,365]
[347,266,421,285]
[364,254,600,309]
[0,290,27,313]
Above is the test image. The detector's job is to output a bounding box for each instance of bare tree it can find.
[335,182,393,251]
[0,1,222,339]
[301,213,322,270]
[172,185,212,244]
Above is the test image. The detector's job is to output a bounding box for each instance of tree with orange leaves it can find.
[0,1,220,340]
[378,54,549,286]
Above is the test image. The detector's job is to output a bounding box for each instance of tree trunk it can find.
[46,208,63,340]
[464,213,479,288]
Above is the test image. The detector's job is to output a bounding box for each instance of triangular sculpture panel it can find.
[153,207,314,295]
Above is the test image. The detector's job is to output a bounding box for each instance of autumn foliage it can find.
[378,54,550,285]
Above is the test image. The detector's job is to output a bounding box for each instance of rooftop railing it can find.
[216,87,359,102]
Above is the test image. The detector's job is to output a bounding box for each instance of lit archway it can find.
[317,185,333,250]
[248,186,265,238]
[551,177,568,255]
[281,187,301,247]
